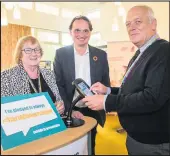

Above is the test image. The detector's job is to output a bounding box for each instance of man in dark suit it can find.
[82,5,170,155]
[53,15,110,155]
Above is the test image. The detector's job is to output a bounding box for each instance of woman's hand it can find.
[72,111,84,119]
[55,101,65,115]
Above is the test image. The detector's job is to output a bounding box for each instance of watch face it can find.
[78,82,93,96]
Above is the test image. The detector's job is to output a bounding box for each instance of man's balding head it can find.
[126,5,157,47]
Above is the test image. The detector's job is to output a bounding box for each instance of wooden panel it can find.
[1,24,31,71]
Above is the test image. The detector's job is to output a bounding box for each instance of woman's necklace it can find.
[27,69,42,93]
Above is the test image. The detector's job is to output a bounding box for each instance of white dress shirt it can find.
[72,45,91,107]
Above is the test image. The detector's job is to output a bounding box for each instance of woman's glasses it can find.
[21,48,42,54]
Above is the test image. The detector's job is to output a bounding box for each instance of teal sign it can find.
[1,92,67,150]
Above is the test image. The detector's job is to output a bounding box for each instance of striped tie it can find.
[127,49,140,70]
[118,49,141,95]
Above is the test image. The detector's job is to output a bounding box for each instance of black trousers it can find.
[74,106,99,155]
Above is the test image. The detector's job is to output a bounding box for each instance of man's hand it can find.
[72,111,84,119]
[82,95,105,110]
[55,101,65,115]
[90,82,107,95]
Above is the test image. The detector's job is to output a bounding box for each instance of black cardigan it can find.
[30,73,56,103]
[106,39,170,144]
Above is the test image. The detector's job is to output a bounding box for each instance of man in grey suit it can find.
[53,15,110,155]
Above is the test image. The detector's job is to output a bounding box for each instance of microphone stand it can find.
[62,94,85,128]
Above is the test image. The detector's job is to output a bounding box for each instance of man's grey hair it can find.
[133,5,156,23]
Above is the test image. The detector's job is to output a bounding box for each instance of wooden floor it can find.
[95,114,128,155]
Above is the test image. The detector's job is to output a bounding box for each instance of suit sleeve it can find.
[53,50,71,113]
[102,52,111,87]
[105,43,170,115]
[111,87,119,94]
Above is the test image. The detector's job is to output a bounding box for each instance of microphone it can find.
[62,89,85,128]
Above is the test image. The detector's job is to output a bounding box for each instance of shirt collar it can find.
[139,33,160,53]
[74,45,89,56]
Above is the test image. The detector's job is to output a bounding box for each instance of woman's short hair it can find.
[13,35,43,65]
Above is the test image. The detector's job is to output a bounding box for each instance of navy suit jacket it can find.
[53,45,110,127]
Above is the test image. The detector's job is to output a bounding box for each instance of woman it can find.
[1,35,83,118]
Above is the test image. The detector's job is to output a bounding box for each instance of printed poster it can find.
[1,92,67,150]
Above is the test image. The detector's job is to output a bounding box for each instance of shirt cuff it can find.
[106,87,111,95]
[103,95,108,111]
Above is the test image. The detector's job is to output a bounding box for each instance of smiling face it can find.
[126,6,157,48]
[70,19,91,48]
[21,41,42,67]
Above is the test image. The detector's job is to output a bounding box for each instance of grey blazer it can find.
[1,64,62,103]
[53,45,110,127]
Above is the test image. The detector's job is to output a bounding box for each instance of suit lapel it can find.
[67,45,75,82]
[134,39,163,68]
[89,46,96,85]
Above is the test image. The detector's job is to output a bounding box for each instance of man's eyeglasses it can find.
[21,48,42,54]
[73,29,90,35]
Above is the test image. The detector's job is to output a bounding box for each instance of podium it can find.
[1,116,97,155]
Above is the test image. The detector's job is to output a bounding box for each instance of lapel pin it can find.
[93,56,98,61]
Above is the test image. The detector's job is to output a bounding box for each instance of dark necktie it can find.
[119,49,140,94]
[126,49,140,70]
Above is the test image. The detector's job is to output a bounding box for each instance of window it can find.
[32,28,61,69]
[112,17,119,32]
[1,8,8,26]
[35,3,59,16]
[112,24,119,32]
[3,2,33,10]
[61,33,73,46]
[41,43,61,70]
[86,10,100,19]
[2,2,13,10]
[31,28,35,36]
[89,32,106,46]
[118,6,126,17]
[37,31,59,43]
[16,2,33,10]
[61,8,81,18]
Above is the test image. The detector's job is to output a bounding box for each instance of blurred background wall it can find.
[1,2,169,86]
